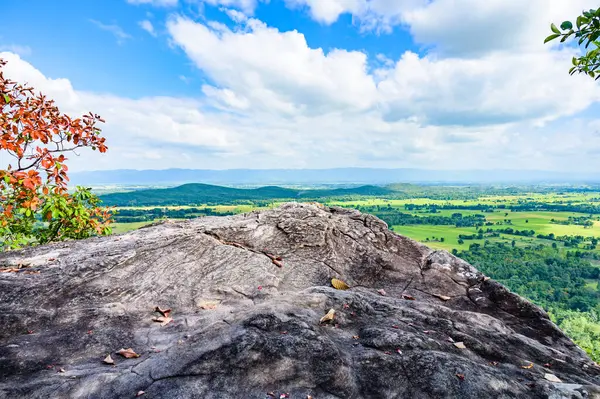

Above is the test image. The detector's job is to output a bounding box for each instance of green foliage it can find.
[546,8,600,79]
[549,308,600,362]
[457,243,600,361]
[0,187,112,250]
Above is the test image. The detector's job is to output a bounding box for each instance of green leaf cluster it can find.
[546,8,600,79]
[0,186,112,250]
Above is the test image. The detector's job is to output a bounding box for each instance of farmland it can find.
[103,183,600,361]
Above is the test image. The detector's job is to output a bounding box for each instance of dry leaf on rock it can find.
[199,301,219,310]
[136,391,146,397]
[154,306,171,318]
[331,278,349,290]
[402,294,416,300]
[0,268,20,273]
[152,316,173,326]
[320,308,335,324]
[521,362,534,369]
[454,342,466,349]
[116,348,140,359]
[544,373,562,383]
[103,354,115,365]
[58,368,65,373]
[377,289,387,296]
[456,373,465,381]
[433,294,451,301]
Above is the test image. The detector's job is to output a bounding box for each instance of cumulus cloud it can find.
[3,0,600,172]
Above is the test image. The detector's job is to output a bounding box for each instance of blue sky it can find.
[1,0,600,172]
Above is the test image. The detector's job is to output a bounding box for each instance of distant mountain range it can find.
[71,168,599,186]
[98,183,393,206]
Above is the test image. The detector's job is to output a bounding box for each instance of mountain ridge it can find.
[71,167,599,186]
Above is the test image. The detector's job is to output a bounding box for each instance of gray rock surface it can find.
[1,203,599,398]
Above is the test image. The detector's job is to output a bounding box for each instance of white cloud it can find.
[90,20,132,44]
[404,0,599,56]
[3,1,600,173]
[202,0,260,15]
[223,8,248,23]
[285,0,426,32]
[139,19,157,36]
[126,0,178,6]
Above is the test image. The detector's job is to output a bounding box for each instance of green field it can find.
[109,190,600,254]
[112,221,155,234]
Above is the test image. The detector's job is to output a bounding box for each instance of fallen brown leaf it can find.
[544,373,562,383]
[199,301,219,310]
[377,289,387,296]
[23,271,41,275]
[454,342,466,349]
[103,354,115,365]
[521,362,534,369]
[264,253,283,267]
[320,308,335,324]
[154,306,171,318]
[433,294,451,301]
[331,278,350,290]
[0,268,20,273]
[489,361,498,366]
[456,373,465,381]
[152,316,173,326]
[116,348,140,359]
[136,391,146,397]
[352,335,360,339]
[402,294,416,300]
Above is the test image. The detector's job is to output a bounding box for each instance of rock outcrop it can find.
[1,203,599,398]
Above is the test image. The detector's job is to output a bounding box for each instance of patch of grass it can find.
[112,221,155,234]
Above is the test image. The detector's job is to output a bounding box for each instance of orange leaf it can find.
[154,306,171,318]
[116,348,140,359]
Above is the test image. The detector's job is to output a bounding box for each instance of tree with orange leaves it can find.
[0,58,112,249]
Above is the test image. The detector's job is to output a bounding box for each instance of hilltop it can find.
[1,203,599,398]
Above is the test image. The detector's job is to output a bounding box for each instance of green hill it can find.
[98,183,392,206]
